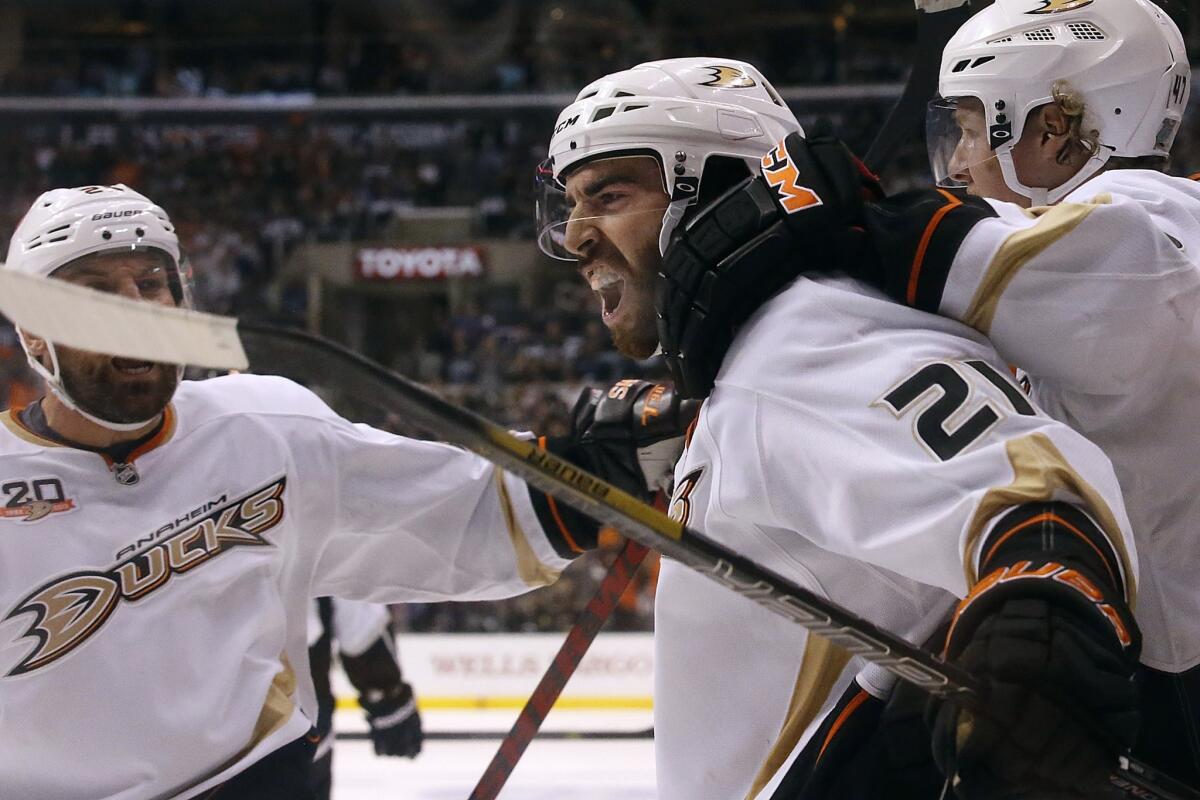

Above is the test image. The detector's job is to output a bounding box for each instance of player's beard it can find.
[56,345,179,424]
[606,268,660,361]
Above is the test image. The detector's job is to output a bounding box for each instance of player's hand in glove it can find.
[362,681,423,758]
[927,504,1141,800]
[532,380,698,555]
[562,379,700,497]
[657,127,883,398]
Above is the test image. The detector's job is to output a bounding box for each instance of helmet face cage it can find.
[50,244,192,308]
[926,95,1007,189]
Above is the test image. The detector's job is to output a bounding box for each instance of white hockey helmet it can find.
[536,57,804,259]
[4,184,190,431]
[928,0,1190,205]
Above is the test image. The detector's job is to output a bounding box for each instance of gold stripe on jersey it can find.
[963,197,1111,334]
[746,635,851,800]
[494,468,561,588]
[963,432,1136,605]
[245,653,299,752]
[167,653,300,799]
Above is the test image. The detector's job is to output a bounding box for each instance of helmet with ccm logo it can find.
[929,0,1189,204]
[4,184,191,431]
[536,57,804,259]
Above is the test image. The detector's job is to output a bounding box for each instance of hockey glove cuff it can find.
[531,380,698,557]
[928,503,1140,800]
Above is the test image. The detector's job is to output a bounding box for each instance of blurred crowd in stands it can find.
[2,1,924,99]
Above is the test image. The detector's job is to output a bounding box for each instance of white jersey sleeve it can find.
[938,171,1200,395]
[0,373,569,800]
[329,598,392,657]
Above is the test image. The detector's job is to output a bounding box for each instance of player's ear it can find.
[1035,105,1072,149]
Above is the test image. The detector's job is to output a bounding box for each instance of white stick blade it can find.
[0,270,248,370]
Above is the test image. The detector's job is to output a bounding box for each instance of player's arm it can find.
[731,373,1141,797]
[285,376,690,603]
[928,501,1141,798]
[329,598,424,760]
[662,131,1200,396]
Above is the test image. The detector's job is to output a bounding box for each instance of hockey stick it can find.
[467,538,649,800]
[0,283,1193,799]
[231,323,1199,800]
[862,0,982,175]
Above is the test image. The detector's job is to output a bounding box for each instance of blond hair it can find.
[1049,80,1100,161]
[1048,80,1168,172]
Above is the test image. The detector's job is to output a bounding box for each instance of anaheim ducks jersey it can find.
[0,374,568,800]
[935,170,1200,672]
[656,274,1136,800]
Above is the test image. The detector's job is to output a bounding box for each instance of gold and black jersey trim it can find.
[746,634,851,800]
[963,432,1136,606]
[865,188,999,313]
[963,196,1110,334]
[0,404,178,460]
[494,467,561,588]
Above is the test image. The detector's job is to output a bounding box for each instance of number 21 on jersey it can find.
[873,359,1037,461]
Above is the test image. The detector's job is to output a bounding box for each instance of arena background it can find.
[1,2,1196,796]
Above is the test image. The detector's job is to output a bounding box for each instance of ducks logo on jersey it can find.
[669,467,706,527]
[1,477,286,676]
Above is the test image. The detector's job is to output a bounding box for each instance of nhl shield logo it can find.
[112,462,140,486]
[1027,0,1094,14]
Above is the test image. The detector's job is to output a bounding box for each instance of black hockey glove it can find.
[657,128,883,398]
[927,503,1141,800]
[533,380,697,558]
[362,681,423,758]
[556,379,699,498]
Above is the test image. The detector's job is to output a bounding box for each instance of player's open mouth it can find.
[112,357,155,375]
[589,270,626,322]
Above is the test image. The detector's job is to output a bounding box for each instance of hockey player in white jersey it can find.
[539,57,1144,800]
[663,1,1200,796]
[0,184,696,800]
[306,597,422,799]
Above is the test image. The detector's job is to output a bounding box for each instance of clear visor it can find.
[50,244,194,308]
[535,155,670,261]
[926,97,1000,189]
